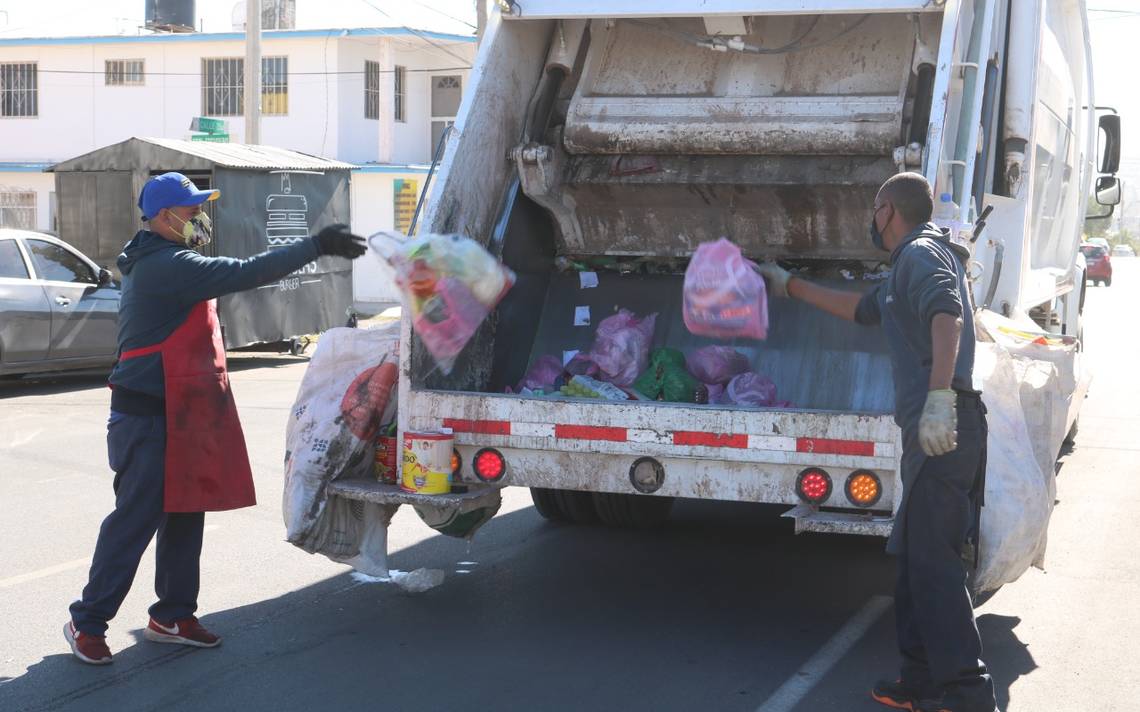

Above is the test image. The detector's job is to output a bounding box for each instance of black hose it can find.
[909,63,936,145]
[973,56,1000,215]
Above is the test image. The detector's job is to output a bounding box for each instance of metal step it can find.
[327,479,501,508]
[782,503,893,537]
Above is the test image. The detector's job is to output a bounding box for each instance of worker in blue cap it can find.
[65,172,366,665]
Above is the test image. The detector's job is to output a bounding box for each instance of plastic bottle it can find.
[933,192,959,225]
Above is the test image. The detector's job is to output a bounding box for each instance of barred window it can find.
[0,190,37,230]
[201,57,288,117]
[105,59,145,86]
[394,65,406,122]
[261,56,288,115]
[364,60,380,120]
[0,63,38,118]
[202,57,243,116]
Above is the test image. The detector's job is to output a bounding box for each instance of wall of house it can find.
[0,172,56,233]
[390,43,471,166]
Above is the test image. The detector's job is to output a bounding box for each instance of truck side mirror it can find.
[1098,114,1121,174]
[1095,176,1122,206]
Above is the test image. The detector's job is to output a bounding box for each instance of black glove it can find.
[313,224,367,259]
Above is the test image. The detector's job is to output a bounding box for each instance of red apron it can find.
[119,299,257,513]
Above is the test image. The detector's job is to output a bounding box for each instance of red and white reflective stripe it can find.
[442,418,892,457]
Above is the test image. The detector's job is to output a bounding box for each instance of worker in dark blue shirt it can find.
[65,173,366,665]
[758,173,997,712]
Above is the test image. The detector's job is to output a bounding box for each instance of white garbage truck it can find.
[337,1,1121,576]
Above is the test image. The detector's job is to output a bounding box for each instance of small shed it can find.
[49,137,355,348]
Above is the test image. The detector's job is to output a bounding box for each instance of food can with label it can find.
[400,430,453,494]
[374,435,399,484]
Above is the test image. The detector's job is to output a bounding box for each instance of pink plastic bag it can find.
[411,276,490,374]
[518,355,564,391]
[687,346,750,385]
[683,238,769,340]
[589,310,657,386]
[726,372,779,407]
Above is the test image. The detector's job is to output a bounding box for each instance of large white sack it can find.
[282,325,399,561]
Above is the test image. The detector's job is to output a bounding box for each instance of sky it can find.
[0,0,1136,160]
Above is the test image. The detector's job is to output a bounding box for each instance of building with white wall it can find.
[0,27,475,241]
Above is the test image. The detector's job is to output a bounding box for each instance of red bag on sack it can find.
[683,238,769,340]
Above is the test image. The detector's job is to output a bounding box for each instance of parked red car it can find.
[1081,243,1112,286]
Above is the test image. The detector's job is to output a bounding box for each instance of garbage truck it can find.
[334,1,1121,576]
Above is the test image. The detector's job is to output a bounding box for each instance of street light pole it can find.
[244,0,262,144]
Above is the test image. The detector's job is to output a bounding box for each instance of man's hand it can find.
[314,224,367,259]
[754,261,791,298]
[919,389,958,456]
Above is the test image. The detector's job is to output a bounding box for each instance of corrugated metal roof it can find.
[0,27,475,47]
[134,138,355,171]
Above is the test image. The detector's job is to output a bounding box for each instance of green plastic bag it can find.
[633,348,686,398]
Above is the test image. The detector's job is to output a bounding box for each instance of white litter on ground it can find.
[350,568,445,593]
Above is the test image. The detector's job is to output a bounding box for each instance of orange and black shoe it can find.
[915,701,1000,712]
[871,679,936,711]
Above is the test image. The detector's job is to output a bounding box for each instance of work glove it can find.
[918,389,958,457]
[754,261,792,298]
[314,224,367,259]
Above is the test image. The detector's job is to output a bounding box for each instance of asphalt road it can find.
[1,261,1138,712]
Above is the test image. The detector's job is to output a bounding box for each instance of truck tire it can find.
[592,492,674,528]
[556,490,599,523]
[530,488,566,521]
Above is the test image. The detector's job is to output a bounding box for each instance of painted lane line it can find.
[754,594,893,712]
[0,526,220,589]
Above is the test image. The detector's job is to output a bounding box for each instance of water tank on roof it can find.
[145,0,196,33]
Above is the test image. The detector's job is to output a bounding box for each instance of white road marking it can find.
[754,594,893,712]
[0,525,220,589]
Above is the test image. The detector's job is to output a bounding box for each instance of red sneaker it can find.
[143,616,221,648]
[63,621,113,665]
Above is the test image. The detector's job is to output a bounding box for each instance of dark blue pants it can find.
[70,412,203,636]
[896,396,995,711]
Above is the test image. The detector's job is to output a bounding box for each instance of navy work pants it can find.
[70,412,204,636]
[896,395,996,711]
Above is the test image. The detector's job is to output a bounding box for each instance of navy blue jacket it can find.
[109,230,321,398]
[855,223,977,431]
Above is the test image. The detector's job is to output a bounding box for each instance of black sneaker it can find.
[871,679,937,711]
[914,700,1000,712]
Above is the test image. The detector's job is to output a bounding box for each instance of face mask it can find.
[869,205,888,251]
[169,210,212,250]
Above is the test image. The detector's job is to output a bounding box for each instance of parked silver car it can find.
[0,229,120,376]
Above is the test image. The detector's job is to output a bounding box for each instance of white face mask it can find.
[168,210,213,250]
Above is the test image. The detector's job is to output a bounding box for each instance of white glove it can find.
[754,261,792,298]
[918,389,958,456]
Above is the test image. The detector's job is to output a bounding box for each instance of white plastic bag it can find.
[282,325,399,563]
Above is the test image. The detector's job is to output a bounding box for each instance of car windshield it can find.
[1081,245,1106,258]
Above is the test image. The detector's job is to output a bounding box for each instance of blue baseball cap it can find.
[138,172,220,221]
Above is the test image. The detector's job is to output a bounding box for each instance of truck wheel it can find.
[592,493,674,528]
[529,488,565,521]
[556,490,599,524]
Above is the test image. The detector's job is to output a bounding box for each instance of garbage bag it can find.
[368,231,515,374]
[518,355,563,392]
[725,372,779,407]
[588,309,657,387]
[283,325,401,563]
[413,487,502,540]
[662,364,706,404]
[687,345,750,385]
[632,348,686,399]
[683,238,769,340]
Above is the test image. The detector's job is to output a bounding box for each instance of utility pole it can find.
[244,0,262,144]
[476,0,487,44]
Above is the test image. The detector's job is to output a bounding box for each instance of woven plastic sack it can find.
[683,238,769,339]
[589,309,657,386]
[688,346,750,385]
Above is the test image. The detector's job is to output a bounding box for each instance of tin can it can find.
[374,435,398,484]
[401,431,453,494]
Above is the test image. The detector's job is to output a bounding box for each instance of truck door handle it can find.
[55,296,72,306]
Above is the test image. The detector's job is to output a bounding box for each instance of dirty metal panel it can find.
[782,503,894,537]
[501,1,943,20]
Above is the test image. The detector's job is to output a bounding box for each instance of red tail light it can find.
[796,468,832,504]
[473,448,506,483]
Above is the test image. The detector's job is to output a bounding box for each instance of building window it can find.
[201,57,288,117]
[0,63,38,118]
[364,60,380,120]
[394,65,406,122]
[261,56,288,115]
[393,179,418,234]
[0,190,37,229]
[430,75,462,155]
[105,59,145,86]
[202,57,244,117]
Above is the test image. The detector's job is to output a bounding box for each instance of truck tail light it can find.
[796,468,832,504]
[473,448,506,483]
[845,470,882,508]
[451,449,462,477]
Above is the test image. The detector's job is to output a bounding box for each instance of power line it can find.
[355,0,473,65]
[407,0,477,30]
[34,66,470,76]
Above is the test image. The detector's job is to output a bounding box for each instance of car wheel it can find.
[529,488,565,521]
[1105,276,1112,287]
